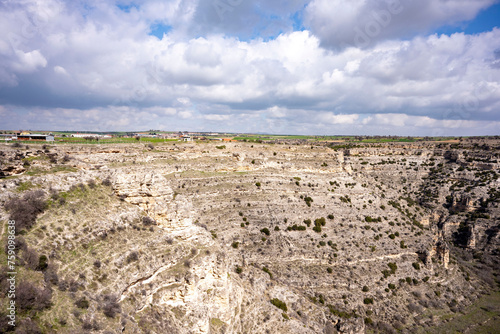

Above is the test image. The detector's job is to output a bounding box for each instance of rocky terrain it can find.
[0,138,499,333]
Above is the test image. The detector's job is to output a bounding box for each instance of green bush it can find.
[362,286,369,292]
[412,262,421,270]
[260,228,270,236]
[313,217,325,233]
[270,298,287,312]
[231,242,239,249]
[38,255,48,271]
[363,298,374,305]
[262,267,273,279]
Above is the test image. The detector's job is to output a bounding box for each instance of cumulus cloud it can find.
[304,0,497,49]
[0,0,499,135]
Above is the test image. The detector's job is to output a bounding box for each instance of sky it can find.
[0,0,499,136]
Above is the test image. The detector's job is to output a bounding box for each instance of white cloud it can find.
[304,0,497,49]
[54,65,68,76]
[203,114,231,121]
[0,0,499,136]
[12,49,47,73]
[318,113,359,125]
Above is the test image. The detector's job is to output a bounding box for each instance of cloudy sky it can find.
[1,0,499,135]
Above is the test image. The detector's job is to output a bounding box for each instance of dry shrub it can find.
[17,281,52,312]
[44,264,59,285]
[5,190,46,231]
[142,216,156,226]
[23,247,39,270]
[15,318,42,334]
[126,251,139,264]
[101,294,121,318]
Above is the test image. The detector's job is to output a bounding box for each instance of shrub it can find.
[387,262,397,274]
[82,319,100,331]
[126,251,139,263]
[304,196,313,207]
[363,298,374,305]
[270,298,287,312]
[87,179,96,189]
[75,297,89,309]
[262,267,273,279]
[101,294,121,318]
[235,266,243,274]
[5,190,46,232]
[37,255,48,271]
[388,283,396,290]
[327,267,333,273]
[231,241,239,249]
[313,217,325,233]
[94,260,102,269]
[43,264,59,285]
[24,247,39,270]
[102,177,112,186]
[260,228,270,236]
[17,281,52,311]
[142,216,156,226]
[255,182,261,187]
[412,262,421,270]
[327,214,334,220]
[316,217,326,226]
[15,318,41,334]
[362,286,369,292]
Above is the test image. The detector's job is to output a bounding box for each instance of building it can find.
[71,133,100,138]
[0,134,17,141]
[17,134,54,141]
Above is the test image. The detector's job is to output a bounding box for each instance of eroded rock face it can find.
[1,139,498,334]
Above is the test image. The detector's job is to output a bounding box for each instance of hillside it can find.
[0,139,499,333]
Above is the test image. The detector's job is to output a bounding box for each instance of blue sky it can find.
[0,0,499,135]
[435,2,500,35]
